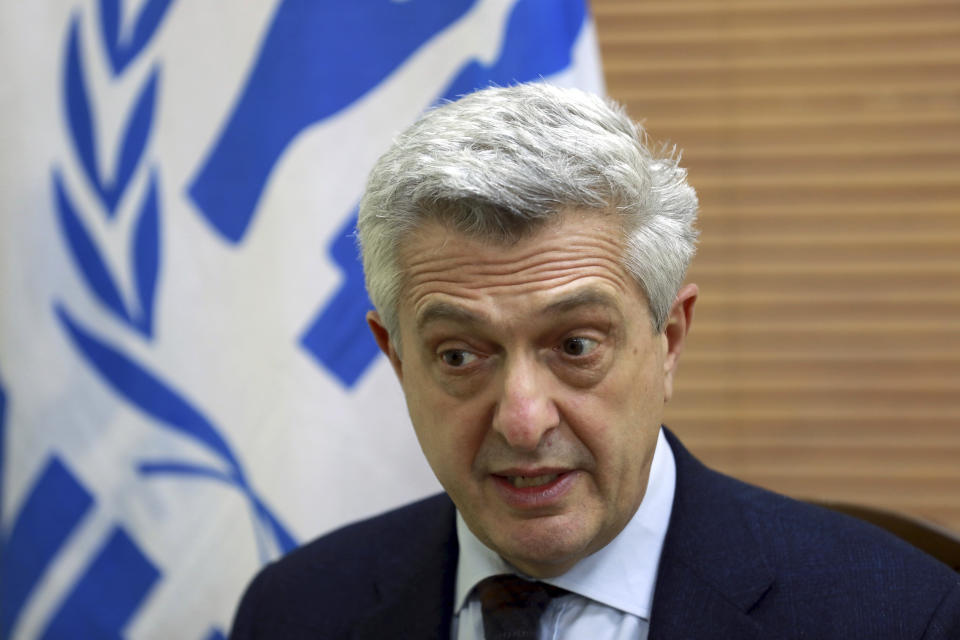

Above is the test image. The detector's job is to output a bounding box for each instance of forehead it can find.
[396,211,645,327]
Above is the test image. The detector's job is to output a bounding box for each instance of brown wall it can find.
[591,0,960,530]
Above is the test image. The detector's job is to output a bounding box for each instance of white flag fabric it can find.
[0,1,603,637]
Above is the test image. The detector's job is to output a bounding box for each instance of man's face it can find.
[369,210,695,578]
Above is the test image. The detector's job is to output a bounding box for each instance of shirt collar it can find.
[454,427,676,620]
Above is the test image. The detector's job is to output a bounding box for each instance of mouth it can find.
[490,469,577,508]
[506,473,560,488]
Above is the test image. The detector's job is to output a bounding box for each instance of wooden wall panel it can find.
[591,0,960,530]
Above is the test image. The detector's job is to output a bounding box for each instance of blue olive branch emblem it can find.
[52,0,296,562]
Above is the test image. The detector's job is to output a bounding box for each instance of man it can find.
[231,83,959,639]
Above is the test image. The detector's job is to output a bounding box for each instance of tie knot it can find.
[475,575,566,640]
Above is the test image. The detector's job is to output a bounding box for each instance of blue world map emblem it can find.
[0,0,591,637]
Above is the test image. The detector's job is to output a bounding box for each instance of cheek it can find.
[403,382,445,460]
[406,384,487,472]
[626,350,667,407]
[561,391,620,464]
[577,364,663,456]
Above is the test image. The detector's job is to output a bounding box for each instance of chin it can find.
[492,516,597,577]
[500,544,583,578]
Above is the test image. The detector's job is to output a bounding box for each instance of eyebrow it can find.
[415,301,487,330]
[415,287,621,331]
[540,288,622,316]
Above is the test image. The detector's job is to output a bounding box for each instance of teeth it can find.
[509,474,559,488]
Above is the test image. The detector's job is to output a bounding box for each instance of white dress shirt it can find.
[452,428,677,640]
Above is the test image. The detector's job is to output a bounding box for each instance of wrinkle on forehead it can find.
[402,216,635,318]
[396,213,642,329]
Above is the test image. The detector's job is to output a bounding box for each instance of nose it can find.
[491,355,560,451]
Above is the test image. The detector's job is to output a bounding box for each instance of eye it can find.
[439,349,478,368]
[560,336,599,357]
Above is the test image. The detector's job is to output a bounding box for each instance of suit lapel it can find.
[351,496,459,640]
[650,429,785,640]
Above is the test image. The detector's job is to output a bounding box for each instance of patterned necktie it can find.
[475,574,567,640]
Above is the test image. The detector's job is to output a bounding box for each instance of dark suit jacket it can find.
[230,429,960,639]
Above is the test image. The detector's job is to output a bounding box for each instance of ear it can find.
[366,310,404,382]
[662,283,698,403]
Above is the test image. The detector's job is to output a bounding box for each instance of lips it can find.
[507,473,559,488]
[490,469,577,508]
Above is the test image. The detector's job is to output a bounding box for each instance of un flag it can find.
[0,1,603,637]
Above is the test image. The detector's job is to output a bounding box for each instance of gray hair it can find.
[357,83,698,342]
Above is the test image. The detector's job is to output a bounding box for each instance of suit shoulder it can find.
[666,428,956,587]
[702,463,955,579]
[291,492,454,564]
[743,475,952,575]
[663,429,960,635]
[720,467,960,629]
[229,493,454,639]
